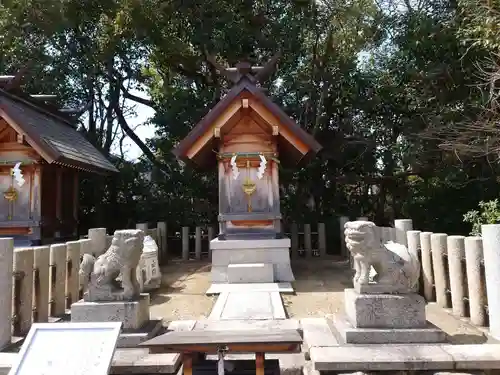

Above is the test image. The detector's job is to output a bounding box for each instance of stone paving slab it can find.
[206,282,294,295]
[209,291,286,320]
[193,319,301,331]
[310,344,500,372]
[300,318,339,352]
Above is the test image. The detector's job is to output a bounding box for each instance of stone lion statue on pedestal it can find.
[344,221,420,294]
[79,229,144,302]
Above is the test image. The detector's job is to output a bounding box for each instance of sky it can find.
[111,89,156,161]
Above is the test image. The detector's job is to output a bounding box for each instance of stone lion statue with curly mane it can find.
[79,229,144,302]
[344,221,420,294]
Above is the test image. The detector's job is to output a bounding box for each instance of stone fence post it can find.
[0,238,13,349]
[481,224,500,339]
[394,219,413,247]
[464,236,486,326]
[88,227,107,256]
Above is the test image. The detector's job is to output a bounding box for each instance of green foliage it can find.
[1,0,500,243]
[464,200,500,236]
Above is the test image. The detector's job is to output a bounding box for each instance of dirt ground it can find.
[150,258,488,344]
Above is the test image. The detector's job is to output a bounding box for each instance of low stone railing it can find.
[0,225,166,350]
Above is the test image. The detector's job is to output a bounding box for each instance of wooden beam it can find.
[30,94,57,101]
[186,100,242,159]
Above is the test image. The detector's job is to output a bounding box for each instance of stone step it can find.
[206,282,294,295]
[227,263,274,283]
[328,314,446,344]
[310,344,500,372]
[209,291,286,320]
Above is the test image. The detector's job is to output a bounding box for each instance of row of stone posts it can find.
[0,229,112,350]
[339,216,500,341]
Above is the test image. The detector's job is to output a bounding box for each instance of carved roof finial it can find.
[206,52,282,85]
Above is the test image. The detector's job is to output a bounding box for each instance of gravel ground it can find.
[150,258,488,344]
[150,261,216,323]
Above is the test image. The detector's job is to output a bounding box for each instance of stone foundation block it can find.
[71,293,150,330]
[227,263,274,283]
[344,288,426,329]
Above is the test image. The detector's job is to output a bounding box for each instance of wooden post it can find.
[195,227,202,260]
[182,227,190,260]
[291,223,299,258]
[304,224,312,257]
[157,222,168,264]
[55,169,63,238]
[183,353,193,375]
[255,352,265,375]
[318,222,326,257]
[72,172,79,236]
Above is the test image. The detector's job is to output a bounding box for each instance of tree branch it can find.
[113,102,169,175]
[120,85,154,107]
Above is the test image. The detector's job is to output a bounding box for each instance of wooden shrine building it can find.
[173,58,322,240]
[0,85,118,246]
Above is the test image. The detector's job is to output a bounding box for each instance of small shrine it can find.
[173,55,322,284]
[0,78,118,246]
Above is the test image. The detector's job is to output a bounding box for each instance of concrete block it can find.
[227,263,274,283]
[345,288,426,328]
[71,293,150,329]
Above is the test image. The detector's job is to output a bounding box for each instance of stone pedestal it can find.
[210,238,294,283]
[331,289,446,344]
[71,293,162,347]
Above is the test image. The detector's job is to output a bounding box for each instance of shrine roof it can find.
[172,78,322,168]
[0,89,119,174]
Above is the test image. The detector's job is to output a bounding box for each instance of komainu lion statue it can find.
[79,229,144,302]
[344,221,420,293]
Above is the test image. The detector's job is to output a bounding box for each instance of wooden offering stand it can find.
[140,329,303,375]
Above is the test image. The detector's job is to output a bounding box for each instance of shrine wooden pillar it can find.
[72,172,79,236]
[54,168,63,239]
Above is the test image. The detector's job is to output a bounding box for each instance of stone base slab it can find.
[354,281,413,294]
[71,293,150,329]
[209,291,286,320]
[210,238,294,283]
[118,319,164,348]
[330,314,446,344]
[227,263,274,283]
[206,282,294,295]
[345,288,426,328]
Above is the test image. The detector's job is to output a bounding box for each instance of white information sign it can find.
[8,322,122,375]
